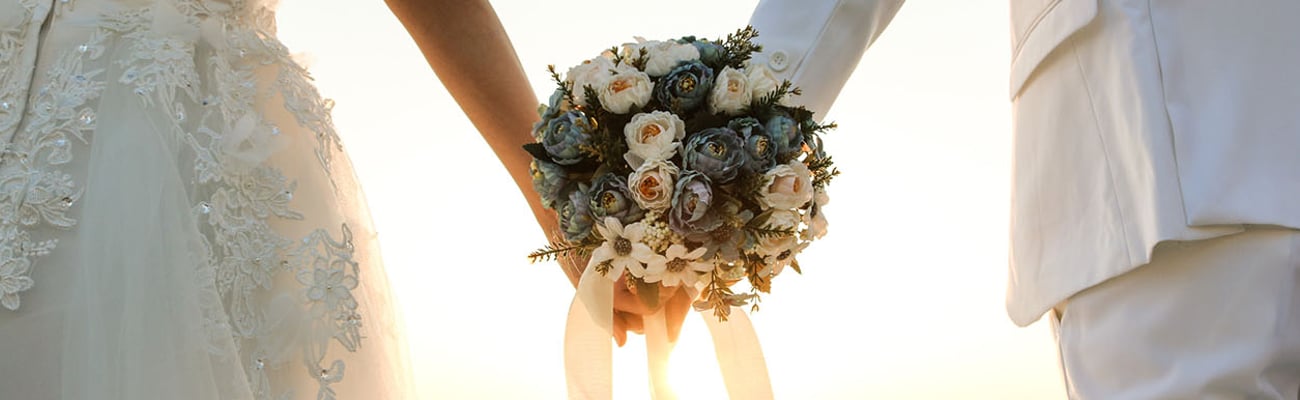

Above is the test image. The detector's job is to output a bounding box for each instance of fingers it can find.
[612,311,643,347]
[612,313,628,347]
[663,289,692,343]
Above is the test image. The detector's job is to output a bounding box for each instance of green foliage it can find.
[807,156,841,188]
[527,240,595,264]
[718,26,763,70]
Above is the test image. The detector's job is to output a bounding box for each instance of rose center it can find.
[640,124,662,142]
[667,258,688,273]
[727,80,742,93]
[638,176,660,198]
[610,78,632,93]
[791,175,803,193]
[755,137,771,156]
[600,192,619,209]
[706,142,726,157]
[614,237,633,256]
[678,76,697,93]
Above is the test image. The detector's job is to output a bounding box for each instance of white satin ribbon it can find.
[565,265,615,399]
[564,272,773,399]
[643,309,677,400]
[702,309,774,400]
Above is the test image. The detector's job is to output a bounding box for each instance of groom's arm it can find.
[387,1,573,283]
[749,0,905,118]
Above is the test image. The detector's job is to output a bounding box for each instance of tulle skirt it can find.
[0,1,413,398]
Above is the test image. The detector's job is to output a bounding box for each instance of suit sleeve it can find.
[748,0,904,118]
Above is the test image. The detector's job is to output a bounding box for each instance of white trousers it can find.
[1054,228,1300,399]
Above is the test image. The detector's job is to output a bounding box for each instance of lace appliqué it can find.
[1,1,370,397]
[105,3,366,398]
[0,7,105,310]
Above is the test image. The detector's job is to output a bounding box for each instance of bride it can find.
[0,0,536,398]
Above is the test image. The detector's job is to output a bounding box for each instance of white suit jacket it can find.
[750,0,1300,326]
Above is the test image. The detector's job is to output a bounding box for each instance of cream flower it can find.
[628,159,678,211]
[565,56,616,106]
[588,217,660,280]
[623,39,701,77]
[745,63,789,105]
[803,188,830,240]
[599,64,653,114]
[761,240,809,278]
[642,244,712,288]
[622,111,685,167]
[758,160,815,209]
[708,66,751,116]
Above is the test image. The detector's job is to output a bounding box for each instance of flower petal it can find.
[623,222,647,241]
[619,258,646,277]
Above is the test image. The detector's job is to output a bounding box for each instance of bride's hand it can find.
[611,275,693,347]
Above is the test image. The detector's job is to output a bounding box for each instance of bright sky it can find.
[275,1,1067,398]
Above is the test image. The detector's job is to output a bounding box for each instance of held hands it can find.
[560,251,693,347]
[612,275,693,347]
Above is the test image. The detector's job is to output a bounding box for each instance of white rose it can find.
[758,160,815,209]
[803,188,830,240]
[565,56,616,106]
[708,66,751,116]
[623,111,685,168]
[623,39,700,77]
[598,64,652,114]
[628,159,679,211]
[745,63,783,103]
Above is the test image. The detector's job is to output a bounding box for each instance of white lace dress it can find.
[0,0,413,398]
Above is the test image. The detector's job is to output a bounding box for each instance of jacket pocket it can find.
[1009,0,1098,99]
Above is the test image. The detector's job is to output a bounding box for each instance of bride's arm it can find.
[385,1,576,285]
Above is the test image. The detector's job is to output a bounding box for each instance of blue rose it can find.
[533,90,570,140]
[588,173,645,225]
[654,61,714,115]
[765,113,804,158]
[682,127,746,183]
[729,117,777,173]
[668,170,725,241]
[542,110,595,165]
[530,159,568,210]
[680,37,723,67]
[560,184,594,242]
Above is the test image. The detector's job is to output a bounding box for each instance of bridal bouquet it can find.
[526,27,836,321]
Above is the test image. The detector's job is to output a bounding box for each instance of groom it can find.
[749,0,1300,398]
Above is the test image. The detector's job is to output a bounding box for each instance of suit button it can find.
[768,50,789,72]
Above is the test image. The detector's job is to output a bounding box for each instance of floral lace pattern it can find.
[0,0,376,398]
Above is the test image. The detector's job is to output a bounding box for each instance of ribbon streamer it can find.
[564,269,773,399]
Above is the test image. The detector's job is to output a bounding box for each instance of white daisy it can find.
[587,217,660,280]
[642,244,712,288]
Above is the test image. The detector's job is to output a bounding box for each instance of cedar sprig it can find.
[629,47,650,71]
[744,225,797,239]
[527,240,595,263]
[701,264,736,321]
[718,26,763,69]
[752,80,802,112]
[547,65,576,107]
[807,156,841,188]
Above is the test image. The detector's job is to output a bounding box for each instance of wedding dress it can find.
[0,0,413,398]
